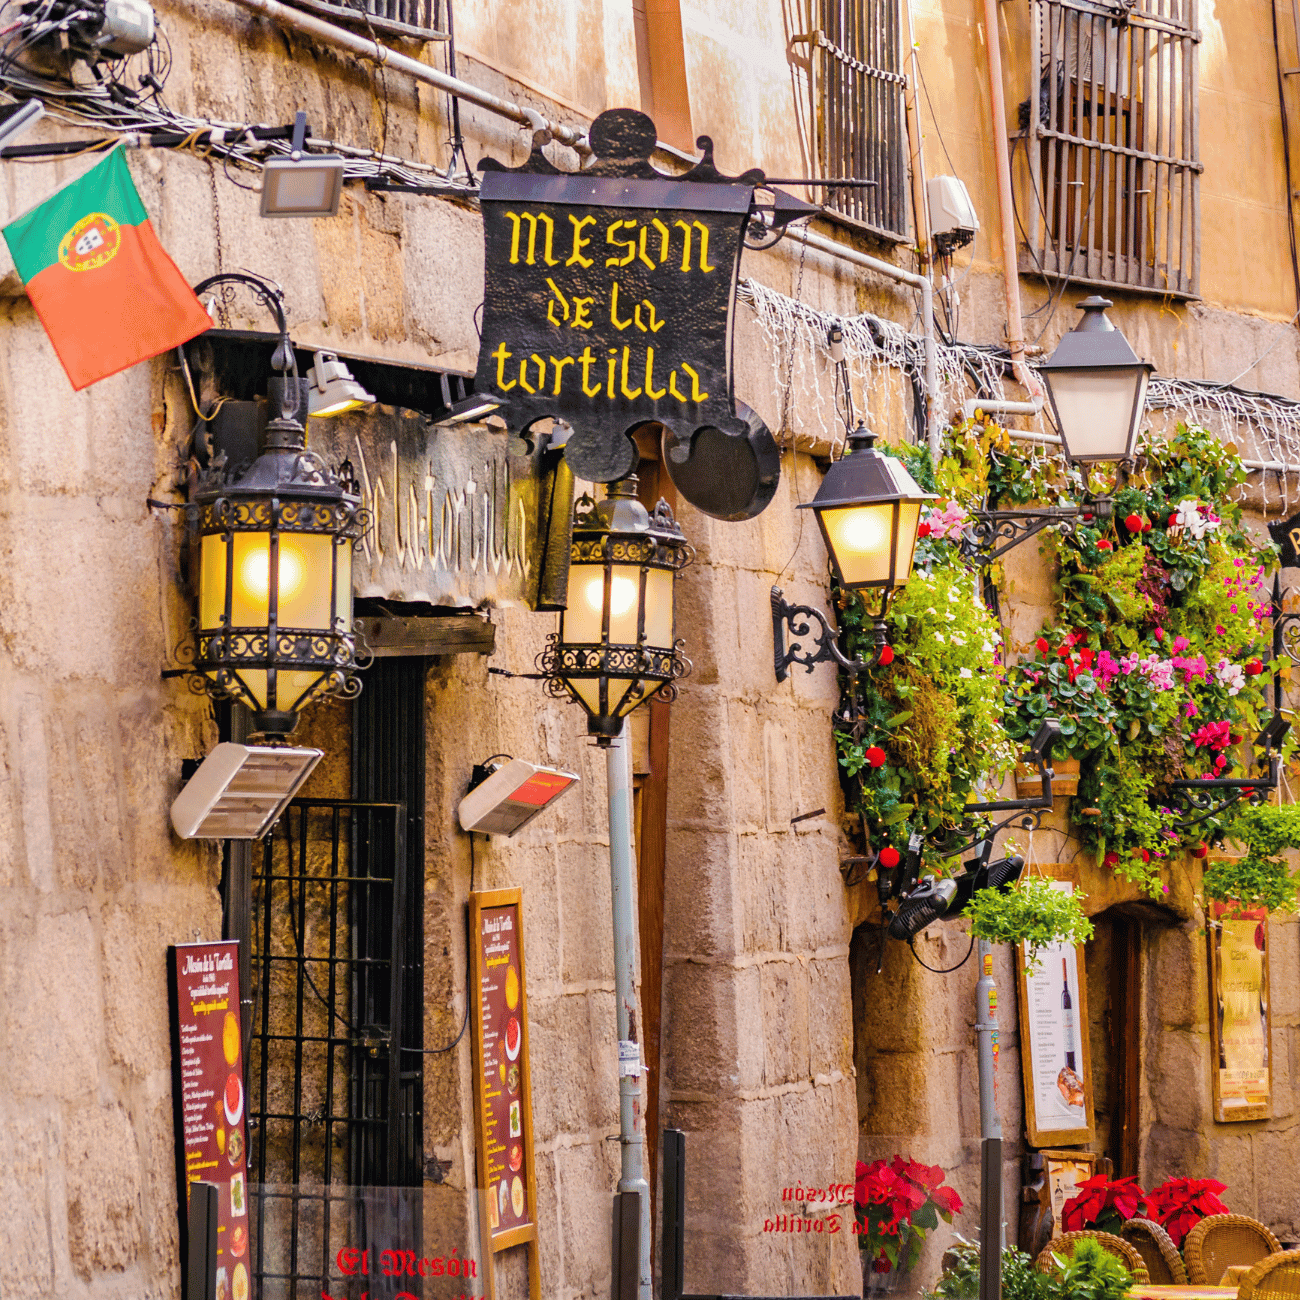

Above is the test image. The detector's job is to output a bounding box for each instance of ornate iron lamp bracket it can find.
[1165,755,1282,831]
[771,586,888,682]
[928,747,1058,860]
[961,499,1111,566]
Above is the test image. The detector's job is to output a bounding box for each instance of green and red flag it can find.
[2,146,210,390]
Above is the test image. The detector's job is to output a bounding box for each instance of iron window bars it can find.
[281,0,447,42]
[800,0,909,239]
[1020,0,1201,299]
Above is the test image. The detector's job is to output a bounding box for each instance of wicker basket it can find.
[1184,1214,1282,1285]
[1015,757,1080,797]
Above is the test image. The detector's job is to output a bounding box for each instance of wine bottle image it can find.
[1062,957,1076,1072]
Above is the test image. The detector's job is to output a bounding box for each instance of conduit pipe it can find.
[981,0,1043,409]
[225,0,593,156]
[785,224,941,458]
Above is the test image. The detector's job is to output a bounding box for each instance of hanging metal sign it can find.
[472,109,803,517]
[1267,510,1300,568]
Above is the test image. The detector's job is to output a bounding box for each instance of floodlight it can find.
[457,757,580,836]
[1258,714,1291,752]
[1028,717,1063,762]
[0,99,43,148]
[888,876,958,941]
[260,111,344,219]
[307,350,375,416]
[171,743,322,840]
[444,391,510,424]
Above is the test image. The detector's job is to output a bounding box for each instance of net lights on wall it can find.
[538,476,693,745]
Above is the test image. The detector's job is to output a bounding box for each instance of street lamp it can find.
[184,273,368,738]
[1040,296,1153,467]
[771,428,935,680]
[538,476,693,745]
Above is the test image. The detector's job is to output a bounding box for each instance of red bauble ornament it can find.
[878,645,895,666]
[1097,539,1113,551]
[1124,513,1145,533]
[865,746,887,768]
[1139,848,1151,863]
[1192,843,1209,859]
[878,846,901,868]
[1245,659,1264,675]
[1103,852,1120,867]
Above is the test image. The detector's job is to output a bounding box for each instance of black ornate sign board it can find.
[474,109,801,517]
[1268,511,1300,568]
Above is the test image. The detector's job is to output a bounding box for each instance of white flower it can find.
[1214,657,1246,696]
[946,611,956,621]
[959,667,973,679]
[1174,497,1221,540]
[982,642,995,654]
[933,633,946,644]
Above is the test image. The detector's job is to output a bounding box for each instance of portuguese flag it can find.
[2,147,210,390]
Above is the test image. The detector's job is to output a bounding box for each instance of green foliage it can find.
[1046,1240,1134,1300]
[924,1239,1050,1300]
[1209,804,1300,913]
[963,877,1095,971]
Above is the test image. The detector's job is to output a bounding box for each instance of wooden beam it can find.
[356,613,496,657]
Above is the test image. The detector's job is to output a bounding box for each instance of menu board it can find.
[1015,866,1095,1149]
[469,889,541,1300]
[168,941,251,1300]
[1208,899,1272,1122]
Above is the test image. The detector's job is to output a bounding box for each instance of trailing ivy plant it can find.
[1207,804,1300,913]
[963,877,1094,971]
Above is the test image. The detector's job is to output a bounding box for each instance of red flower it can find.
[917,522,932,538]
[1139,848,1151,863]
[878,846,901,868]
[1061,1175,1149,1234]
[1125,513,1145,533]
[1079,648,1095,668]
[1168,513,1179,526]
[1057,645,1072,658]
[1104,852,1119,867]
[1097,539,1113,551]
[1146,1177,1228,1248]
[866,746,887,768]
[878,645,895,666]
[1192,843,1209,859]
[1245,659,1264,675]
[1036,637,1050,654]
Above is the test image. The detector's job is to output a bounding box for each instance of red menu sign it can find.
[469,889,541,1298]
[168,941,251,1300]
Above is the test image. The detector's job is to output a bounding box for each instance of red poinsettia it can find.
[854,1156,963,1273]
[1146,1177,1229,1248]
[1060,1175,1149,1234]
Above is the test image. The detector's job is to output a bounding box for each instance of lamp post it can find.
[537,475,692,1300]
[771,428,935,680]
[183,273,368,738]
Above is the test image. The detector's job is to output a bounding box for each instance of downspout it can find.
[981,0,1044,413]
[785,225,940,458]
[224,0,593,156]
[902,0,932,275]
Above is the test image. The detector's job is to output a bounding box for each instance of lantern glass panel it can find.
[236,668,329,713]
[819,501,921,588]
[641,566,674,648]
[228,532,335,629]
[199,533,228,632]
[1048,368,1147,461]
[565,563,611,643]
[570,677,642,720]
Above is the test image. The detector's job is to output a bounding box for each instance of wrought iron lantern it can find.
[772,428,935,680]
[538,476,692,745]
[1040,295,1153,466]
[183,273,367,738]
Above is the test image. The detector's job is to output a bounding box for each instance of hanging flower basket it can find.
[1015,757,1081,798]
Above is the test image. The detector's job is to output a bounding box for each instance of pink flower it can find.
[1192,720,1231,751]
[1173,636,1191,653]
[1185,700,1199,719]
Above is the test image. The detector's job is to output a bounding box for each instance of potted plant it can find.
[1059,1174,1149,1234]
[1206,804,1300,914]
[854,1155,963,1289]
[962,876,1094,972]
[1145,1177,1229,1249]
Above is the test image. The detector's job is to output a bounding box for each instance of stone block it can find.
[525,990,603,1139]
[101,904,175,1080]
[760,959,811,1087]
[1269,917,1299,1023]
[13,691,53,894]
[1150,923,1208,1029]
[666,691,733,830]
[0,908,102,1100]
[1151,1030,1210,1129]
[662,959,743,1095]
[0,1104,54,1296]
[666,827,738,959]
[1206,1132,1258,1215]
[553,1139,617,1295]
[557,839,614,985]
[62,1103,143,1280]
[737,831,784,956]
[808,957,854,1077]
[1254,1127,1300,1236]
[1143,1124,1210,1184]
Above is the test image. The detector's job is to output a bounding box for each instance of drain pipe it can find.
[981,0,1043,413]
[225,0,592,156]
[785,225,940,458]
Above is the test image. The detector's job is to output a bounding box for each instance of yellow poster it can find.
[1211,902,1270,1118]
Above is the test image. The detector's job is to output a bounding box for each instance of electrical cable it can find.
[1272,0,1300,318]
[908,930,975,973]
[406,829,475,1054]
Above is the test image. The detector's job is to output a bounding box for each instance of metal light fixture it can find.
[443,391,510,424]
[772,428,935,680]
[260,112,345,219]
[306,350,375,416]
[182,273,368,738]
[171,742,323,839]
[1040,295,1154,466]
[457,757,580,836]
[538,476,693,746]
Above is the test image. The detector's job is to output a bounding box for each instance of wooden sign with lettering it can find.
[1207,896,1272,1122]
[474,108,788,512]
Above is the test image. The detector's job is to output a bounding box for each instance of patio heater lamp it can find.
[183,272,368,739]
[537,476,693,746]
[771,428,935,681]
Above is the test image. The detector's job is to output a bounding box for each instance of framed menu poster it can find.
[470,888,541,1300]
[167,941,251,1300]
[1208,898,1272,1122]
[1015,864,1095,1148]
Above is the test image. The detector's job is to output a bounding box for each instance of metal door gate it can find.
[247,797,422,1299]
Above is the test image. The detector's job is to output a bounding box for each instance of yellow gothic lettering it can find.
[551,355,575,394]
[571,296,595,328]
[605,349,618,399]
[567,215,596,267]
[491,342,516,391]
[673,218,715,272]
[605,219,638,268]
[579,346,602,397]
[505,211,558,266]
[645,347,666,399]
[619,347,642,400]
[609,281,633,330]
[634,300,664,333]
[545,278,570,326]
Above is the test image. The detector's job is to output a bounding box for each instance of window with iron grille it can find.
[1019,0,1201,298]
[282,0,447,43]
[805,0,909,240]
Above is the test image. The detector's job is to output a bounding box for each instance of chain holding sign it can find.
[473,109,812,520]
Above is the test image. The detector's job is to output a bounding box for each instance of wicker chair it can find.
[1184,1214,1283,1286]
[1238,1249,1300,1300]
[1033,1230,1151,1283]
[1121,1217,1189,1285]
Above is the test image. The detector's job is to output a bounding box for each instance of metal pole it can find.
[975,941,1003,1300]
[607,722,652,1300]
